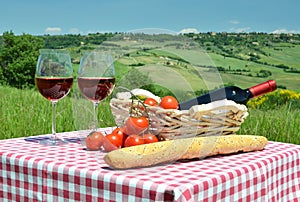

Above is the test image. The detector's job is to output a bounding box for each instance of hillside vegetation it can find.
[1,31,300,91]
[0,31,299,143]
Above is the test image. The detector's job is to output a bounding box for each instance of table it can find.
[1,129,300,202]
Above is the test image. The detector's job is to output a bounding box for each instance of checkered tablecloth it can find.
[1,129,300,202]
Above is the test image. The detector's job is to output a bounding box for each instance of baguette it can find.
[104,135,268,169]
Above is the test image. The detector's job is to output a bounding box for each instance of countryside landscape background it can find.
[0,31,299,144]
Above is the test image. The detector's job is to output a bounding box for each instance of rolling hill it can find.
[90,33,300,92]
[52,32,300,92]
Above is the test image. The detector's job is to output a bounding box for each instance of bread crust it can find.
[104,135,268,169]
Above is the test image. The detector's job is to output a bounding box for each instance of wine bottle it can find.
[178,80,277,110]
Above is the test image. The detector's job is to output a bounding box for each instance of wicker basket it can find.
[110,98,249,140]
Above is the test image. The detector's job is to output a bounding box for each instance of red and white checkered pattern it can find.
[1,129,300,201]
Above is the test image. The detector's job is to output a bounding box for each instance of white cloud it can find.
[272,29,300,34]
[229,20,240,25]
[230,27,251,33]
[178,28,199,34]
[45,27,62,34]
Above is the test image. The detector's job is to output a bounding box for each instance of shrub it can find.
[0,31,44,88]
[247,89,300,110]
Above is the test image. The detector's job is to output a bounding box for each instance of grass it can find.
[117,48,226,93]
[0,85,115,139]
[112,43,300,91]
[259,43,300,67]
[239,105,300,144]
[0,85,299,145]
[208,52,300,90]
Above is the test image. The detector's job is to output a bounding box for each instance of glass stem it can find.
[52,101,57,140]
[93,102,99,131]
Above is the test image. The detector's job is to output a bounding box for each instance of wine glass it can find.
[35,49,74,145]
[78,51,115,132]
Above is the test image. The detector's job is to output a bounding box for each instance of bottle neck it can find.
[248,80,277,98]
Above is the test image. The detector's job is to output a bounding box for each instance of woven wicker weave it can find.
[110,98,248,140]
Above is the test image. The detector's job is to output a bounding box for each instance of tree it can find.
[116,67,153,90]
[0,31,44,88]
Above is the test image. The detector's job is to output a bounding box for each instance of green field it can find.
[1,85,299,145]
[96,35,300,91]
[260,43,300,67]
[1,33,299,143]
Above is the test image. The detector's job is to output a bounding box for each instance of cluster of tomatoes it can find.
[85,95,179,152]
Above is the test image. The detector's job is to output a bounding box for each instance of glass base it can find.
[39,137,68,146]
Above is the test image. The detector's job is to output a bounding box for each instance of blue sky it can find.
[1,0,300,35]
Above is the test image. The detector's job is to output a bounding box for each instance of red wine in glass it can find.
[35,49,74,146]
[78,77,115,102]
[78,51,115,132]
[36,77,74,101]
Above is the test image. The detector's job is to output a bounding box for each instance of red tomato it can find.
[112,127,126,140]
[160,96,178,109]
[124,134,145,147]
[85,131,105,151]
[142,133,159,144]
[111,127,123,136]
[111,127,128,146]
[144,98,158,106]
[123,116,149,135]
[103,133,123,152]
